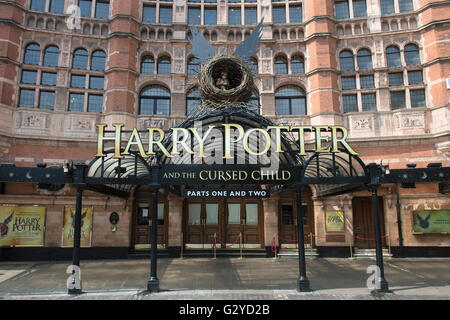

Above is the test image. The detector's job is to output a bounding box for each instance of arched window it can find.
[187,57,200,75]
[72,48,89,70]
[248,57,258,75]
[386,45,401,67]
[141,56,155,74]
[274,56,288,75]
[275,85,306,115]
[43,45,59,67]
[291,55,305,74]
[23,43,40,65]
[357,49,372,70]
[248,91,260,114]
[157,56,171,74]
[339,50,354,71]
[186,87,200,115]
[404,44,420,66]
[139,85,170,115]
[91,50,106,71]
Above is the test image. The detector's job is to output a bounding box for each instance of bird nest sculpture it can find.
[198,55,254,107]
[188,20,263,112]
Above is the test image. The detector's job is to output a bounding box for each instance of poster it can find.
[325,210,345,232]
[62,206,93,247]
[413,210,450,233]
[0,205,46,247]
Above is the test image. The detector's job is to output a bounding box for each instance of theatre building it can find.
[0,0,449,261]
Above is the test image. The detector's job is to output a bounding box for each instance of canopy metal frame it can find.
[1,107,450,294]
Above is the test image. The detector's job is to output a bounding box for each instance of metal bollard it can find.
[272,234,279,260]
[238,232,243,260]
[179,232,184,260]
[349,237,355,260]
[387,234,392,260]
[212,233,217,260]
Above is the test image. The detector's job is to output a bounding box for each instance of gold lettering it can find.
[331,126,359,155]
[96,124,123,158]
[223,124,244,159]
[147,128,172,158]
[315,126,331,153]
[123,128,148,158]
[172,128,194,155]
[189,125,215,158]
[243,128,271,156]
[267,126,289,153]
[290,126,312,156]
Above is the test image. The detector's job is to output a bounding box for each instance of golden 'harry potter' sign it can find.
[96,124,358,159]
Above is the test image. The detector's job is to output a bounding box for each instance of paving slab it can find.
[0,257,448,300]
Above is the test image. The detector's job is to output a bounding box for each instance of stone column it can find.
[262,194,279,256]
[167,193,184,257]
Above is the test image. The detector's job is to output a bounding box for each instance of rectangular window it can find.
[41,72,57,86]
[79,0,92,17]
[228,203,241,225]
[204,7,217,25]
[30,0,46,11]
[399,0,413,12]
[69,93,84,111]
[89,76,104,90]
[188,7,201,25]
[362,93,377,111]
[88,94,103,112]
[143,5,156,23]
[353,0,367,18]
[156,99,170,115]
[204,0,216,2]
[21,70,37,84]
[360,75,375,88]
[291,98,306,115]
[229,0,241,2]
[159,6,172,24]
[342,76,356,90]
[343,94,358,113]
[380,0,395,15]
[228,7,241,25]
[71,75,86,88]
[95,0,109,19]
[389,72,404,86]
[50,0,65,14]
[273,6,286,24]
[276,99,290,115]
[408,70,423,85]
[39,91,54,110]
[289,5,302,23]
[19,89,35,108]
[335,1,350,20]
[410,89,426,108]
[390,91,406,110]
[245,7,257,25]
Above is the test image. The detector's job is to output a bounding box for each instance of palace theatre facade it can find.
[0,0,449,260]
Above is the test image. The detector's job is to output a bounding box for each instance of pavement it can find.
[0,257,449,300]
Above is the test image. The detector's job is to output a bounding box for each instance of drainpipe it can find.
[395,184,404,258]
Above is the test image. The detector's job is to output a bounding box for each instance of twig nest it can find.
[198,55,254,105]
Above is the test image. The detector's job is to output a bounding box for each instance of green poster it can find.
[413,210,450,233]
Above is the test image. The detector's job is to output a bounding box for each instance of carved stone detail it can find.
[353,118,371,130]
